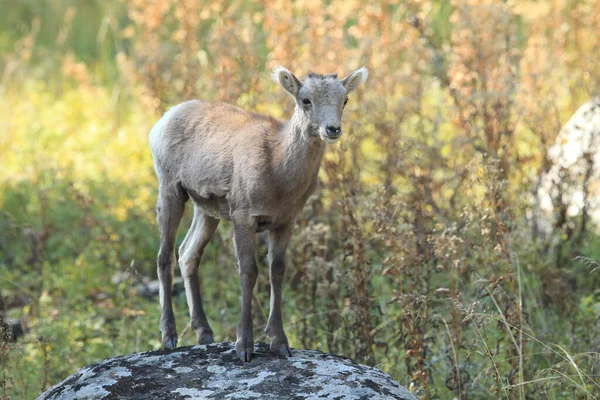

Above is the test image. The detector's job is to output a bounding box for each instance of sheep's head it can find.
[273,66,368,143]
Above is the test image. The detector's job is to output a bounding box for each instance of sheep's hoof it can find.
[160,313,178,350]
[163,338,178,349]
[235,333,254,362]
[277,346,292,357]
[237,351,252,362]
[268,334,291,357]
[198,334,214,345]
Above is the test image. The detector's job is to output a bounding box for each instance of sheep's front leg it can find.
[265,224,293,357]
[232,221,258,362]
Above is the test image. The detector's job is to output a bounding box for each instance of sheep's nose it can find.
[326,126,341,138]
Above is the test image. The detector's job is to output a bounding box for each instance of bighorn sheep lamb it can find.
[149,66,368,361]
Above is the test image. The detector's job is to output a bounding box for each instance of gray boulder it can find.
[38,342,416,400]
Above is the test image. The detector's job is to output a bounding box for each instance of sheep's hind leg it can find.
[156,185,187,349]
[178,206,219,345]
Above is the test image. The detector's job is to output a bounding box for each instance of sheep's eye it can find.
[343,99,348,107]
[302,98,312,106]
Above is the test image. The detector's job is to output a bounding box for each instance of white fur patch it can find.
[271,65,291,83]
[355,66,369,84]
[149,103,184,169]
[342,67,369,92]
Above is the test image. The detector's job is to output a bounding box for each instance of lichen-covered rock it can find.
[38,342,416,400]
[535,97,600,238]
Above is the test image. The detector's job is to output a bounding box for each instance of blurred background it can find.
[1,0,600,398]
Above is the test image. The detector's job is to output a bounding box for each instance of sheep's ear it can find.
[341,66,368,93]
[272,66,302,97]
